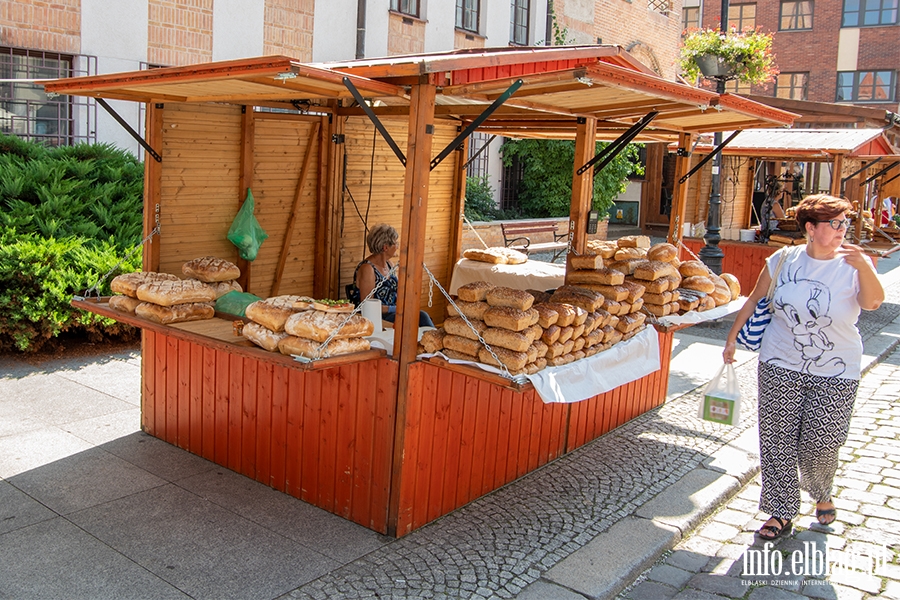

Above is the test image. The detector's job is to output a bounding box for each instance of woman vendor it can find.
[722,194,884,540]
[353,223,435,328]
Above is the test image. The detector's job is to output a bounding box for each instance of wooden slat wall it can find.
[158,104,243,275]
[394,330,674,536]
[141,329,398,534]
[679,238,776,294]
[248,116,320,297]
[339,116,458,322]
[682,156,754,237]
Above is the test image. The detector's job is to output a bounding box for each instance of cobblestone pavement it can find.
[618,346,900,600]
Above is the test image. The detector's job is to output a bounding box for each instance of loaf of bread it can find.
[720,273,741,300]
[525,358,547,374]
[571,323,586,340]
[495,247,528,265]
[549,286,605,312]
[580,284,628,302]
[662,273,683,290]
[569,253,604,270]
[457,281,495,302]
[682,276,716,294]
[420,328,446,353]
[245,295,306,332]
[136,278,218,307]
[617,235,651,249]
[483,327,531,352]
[206,280,243,299]
[546,341,566,359]
[698,296,717,311]
[643,291,672,306]
[642,302,673,317]
[108,295,142,314]
[135,301,215,324]
[463,248,507,264]
[444,334,485,356]
[614,247,646,261]
[678,296,701,312]
[619,280,646,302]
[606,259,643,275]
[533,304,559,328]
[526,289,552,305]
[541,323,561,345]
[711,283,732,306]
[647,243,677,262]
[182,256,241,283]
[557,325,574,344]
[529,340,549,360]
[543,302,576,327]
[278,335,370,358]
[678,260,709,278]
[242,321,288,352]
[484,306,531,331]
[571,337,585,353]
[283,311,374,342]
[615,312,646,334]
[450,300,490,321]
[443,316,488,340]
[633,260,678,282]
[485,286,534,311]
[110,271,180,298]
[442,348,478,361]
[477,346,528,371]
[522,323,542,344]
[586,240,619,258]
[567,267,625,286]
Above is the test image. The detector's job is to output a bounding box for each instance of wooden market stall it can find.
[47,47,793,537]
[667,127,900,292]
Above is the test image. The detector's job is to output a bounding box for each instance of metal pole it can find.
[698,0,729,274]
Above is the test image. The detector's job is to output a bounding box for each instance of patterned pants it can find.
[757,361,859,520]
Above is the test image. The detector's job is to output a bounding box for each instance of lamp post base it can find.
[698,237,724,274]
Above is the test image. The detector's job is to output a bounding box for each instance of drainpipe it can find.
[356,0,366,59]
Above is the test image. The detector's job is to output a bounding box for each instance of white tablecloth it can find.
[448,258,566,295]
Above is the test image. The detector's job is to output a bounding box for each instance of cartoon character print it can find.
[770,263,847,377]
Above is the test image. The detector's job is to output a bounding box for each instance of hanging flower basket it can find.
[680,27,778,86]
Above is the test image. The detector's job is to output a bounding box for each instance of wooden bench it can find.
[500,220,568,262]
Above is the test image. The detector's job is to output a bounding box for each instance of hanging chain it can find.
[463,213,491,249]
[422,263,513,380]
[81,225,160,298]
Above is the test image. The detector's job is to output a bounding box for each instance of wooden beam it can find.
[236,106,255,293]
[387,81,436,537]
[271,121,321,296]
[143,103,164,272]
[565,117,596,275]
[641,142,664,234]
[318,107,344,299]
[830,154,844,196]
[448,136,468,293]
[668,133,694,245]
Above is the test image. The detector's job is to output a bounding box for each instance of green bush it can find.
[464,176,500,221]
[0,134,144,352]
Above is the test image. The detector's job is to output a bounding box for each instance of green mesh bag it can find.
[227,189,268,261]
[215,291,261,318]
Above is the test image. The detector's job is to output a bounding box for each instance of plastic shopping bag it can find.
[227,189,268,261]
[699,363,742,426]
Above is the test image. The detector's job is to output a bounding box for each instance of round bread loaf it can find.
[682,276,716,294]
[678,260,708,278]
[182,256,241,283]
[647,243,677,262]
[720,273,741,300]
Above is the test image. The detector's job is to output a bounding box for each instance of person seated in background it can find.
[353,223,435,328]
[882,196,895,227]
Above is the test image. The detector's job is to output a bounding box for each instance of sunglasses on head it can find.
[816,218,851,230]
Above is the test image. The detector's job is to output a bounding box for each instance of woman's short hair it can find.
[796,194,853,233]
[367,224,399,254]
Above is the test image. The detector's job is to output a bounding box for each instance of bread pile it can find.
[242,295,374,358]
[676,261,741,311]
[109,270,217,324]
[182,256,243,299]
[462,247,528,265]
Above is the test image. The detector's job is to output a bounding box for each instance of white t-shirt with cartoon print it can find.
[758,245,863,379]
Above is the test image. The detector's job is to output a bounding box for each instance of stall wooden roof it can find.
[688,128,899,160]
[43,47,796,140]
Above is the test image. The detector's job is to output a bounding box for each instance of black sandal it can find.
[756,517,792,540]
[816,505,837,525]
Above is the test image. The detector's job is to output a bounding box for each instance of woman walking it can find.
[723,194,884,540]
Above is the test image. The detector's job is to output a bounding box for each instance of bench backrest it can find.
[501,221,560,236]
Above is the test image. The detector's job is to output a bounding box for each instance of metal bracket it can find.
[841,157,882,184]
[430,79,523,171]
[678,130,741,185]
[859,160,899,186]
[881,169,900,187]
[676,148,691,157]
[96,98,162,163]
[332,134,345,144]
[461,134,497,171]
[576,111,658,176]
[343,77,406,166]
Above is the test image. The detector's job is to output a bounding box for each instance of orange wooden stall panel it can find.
[679,239,777,295]
[140,329,398,534]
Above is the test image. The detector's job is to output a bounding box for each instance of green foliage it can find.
[680,27,778,86]
[0,134,145,351]
[464,176,501,221]
[500,139,643,219]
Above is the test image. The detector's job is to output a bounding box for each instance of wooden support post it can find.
[387,80,436,537]
[318,107,344,300]
[448,135,468,281]
[237,106,255,293]
[641,143,664,232]
[667,133,693,244]
[143,102,163,272]
[830,154,844,196]
[271,122,321,297]
[565,116,596,275]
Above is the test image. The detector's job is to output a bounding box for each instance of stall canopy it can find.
[45,46,795,142]
[689,128,899,161]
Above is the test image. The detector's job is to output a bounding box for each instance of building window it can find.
[780,1,814,29]
[649,0,671,16]
[683,6,701,31]
[727,3,757,30]
[510,0,530,45]
[456,0,479,32]
[726,79,753,95]
[836,70,896,102]
[466,132,491,179]
[776,72,809,99]
[0,47,97,146]
[391,0,420,18]
[842,0,898,27]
